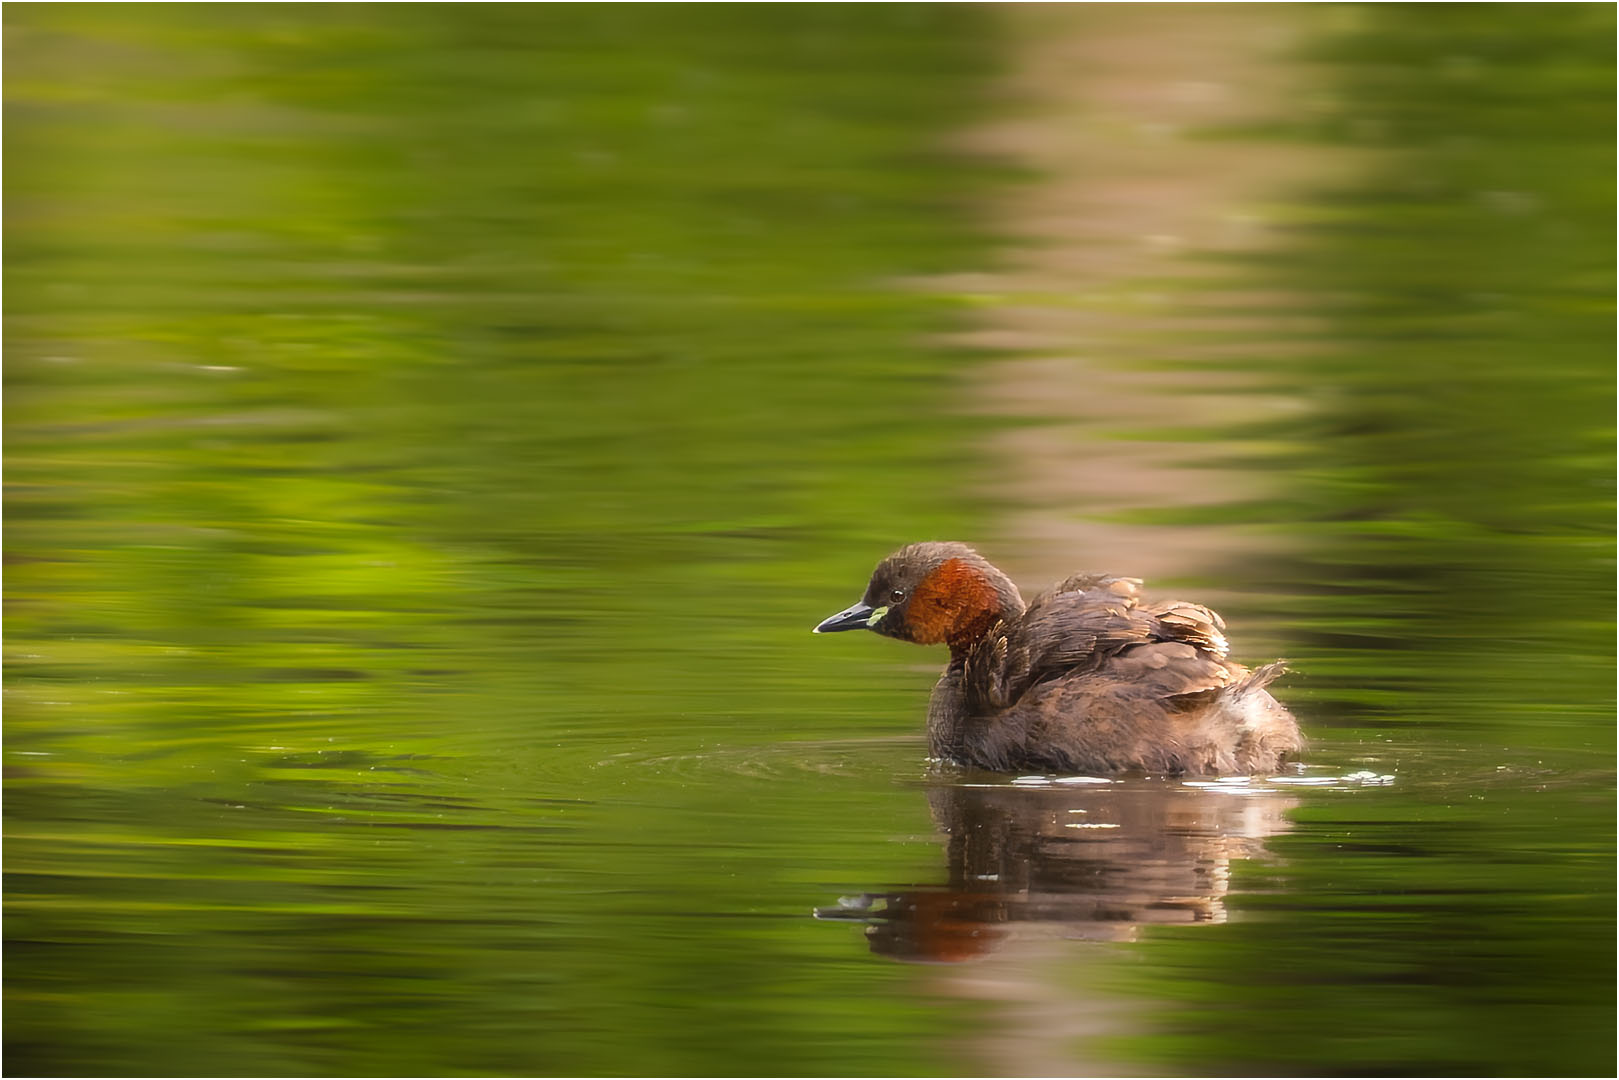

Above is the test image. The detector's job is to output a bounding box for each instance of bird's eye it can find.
[890,588,906,603]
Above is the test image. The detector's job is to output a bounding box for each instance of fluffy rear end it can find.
[967,660,1301,776]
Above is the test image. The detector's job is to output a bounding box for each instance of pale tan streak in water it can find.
[934,4,1347,603]
[919,6,1343,1076]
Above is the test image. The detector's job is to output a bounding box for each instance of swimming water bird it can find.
[814,542,1301,775]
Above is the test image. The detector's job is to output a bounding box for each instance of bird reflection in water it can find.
[816,775,1298,962]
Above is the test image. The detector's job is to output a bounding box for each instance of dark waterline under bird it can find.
[814,542,1302,776]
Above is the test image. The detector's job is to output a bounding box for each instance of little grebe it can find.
[814,542,1301,775]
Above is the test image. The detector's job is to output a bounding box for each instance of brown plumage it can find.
[814,542,1302,776]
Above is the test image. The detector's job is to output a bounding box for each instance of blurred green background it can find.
[6,4,1613,1076]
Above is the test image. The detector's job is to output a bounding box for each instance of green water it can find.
[6,4,1613,1076]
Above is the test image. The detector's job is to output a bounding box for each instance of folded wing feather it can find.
[964,576,1243,713]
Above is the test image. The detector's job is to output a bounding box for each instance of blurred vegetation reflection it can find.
[5,3,1614,1077]
[8,6,1002,1075]
[1094,7,1614,1075]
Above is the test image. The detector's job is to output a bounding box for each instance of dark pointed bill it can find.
[813,601,883,634]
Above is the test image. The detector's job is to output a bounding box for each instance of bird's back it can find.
[942,575,1301,775]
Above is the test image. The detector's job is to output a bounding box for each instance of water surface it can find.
[6,5,1613,1076]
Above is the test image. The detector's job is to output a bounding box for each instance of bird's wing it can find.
[964,579,1238,712]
